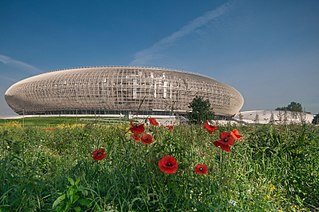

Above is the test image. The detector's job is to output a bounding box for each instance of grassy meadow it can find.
[0,118,318,211]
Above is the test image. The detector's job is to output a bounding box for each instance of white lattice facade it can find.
[5,66,244,116]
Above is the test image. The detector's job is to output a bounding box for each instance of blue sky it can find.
[1,0,319,116]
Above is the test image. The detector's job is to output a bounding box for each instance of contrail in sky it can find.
[0,54,41,74]
[0,75,18,82]
[130,1,234,66]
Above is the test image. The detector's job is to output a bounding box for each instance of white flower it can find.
[228,199,237,206]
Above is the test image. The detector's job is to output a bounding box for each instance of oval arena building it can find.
[5,66,244,116]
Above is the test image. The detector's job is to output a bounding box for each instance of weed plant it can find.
[0,122,318,211]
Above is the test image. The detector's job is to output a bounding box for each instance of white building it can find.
[5,66,244,116]
[233,110,313,124]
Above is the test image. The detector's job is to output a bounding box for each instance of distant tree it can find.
[187,96,214,124]
[287,102,303,112]
[312,113,319,125]
[276,101,303,112]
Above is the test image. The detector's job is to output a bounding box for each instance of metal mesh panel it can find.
[5,67,244,116]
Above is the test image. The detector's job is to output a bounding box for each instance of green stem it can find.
[220,150,223,184]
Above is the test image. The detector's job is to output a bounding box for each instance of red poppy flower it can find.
[165,125,174,132]
[195,164,208,175]
[231,129,241,140]
[92,148,107,161]
[132,133,141,142]
[44,127,56,131]
[141,134,153,144]
[158,156,178,174]
[130,120,145,135]
[213,132,235,152]
[203,120,218,134]
[213,142,232,152]
[148,117,159,126]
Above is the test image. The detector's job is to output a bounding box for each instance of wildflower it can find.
[44,127,56,131]
[158,156,178,174]
[231,129,241,140]
[213,131,235,152]
[165,125,174,132]
[129,120,145,135]
[132,133,141,142]
[269,183,276,192]
[195,164,208,175]
[92,148,107,161]
[228,199,237,206]
[148,117,159,126]
[141,134,153,144]
[203,120,218,134]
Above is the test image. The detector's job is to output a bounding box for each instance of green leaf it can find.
[74,206,81,212]
[78,198,92,207]
[67,189,74,200]
[130,197,142,205]
[68,177,75,186]
[75,177,80,186]
[73,194,80,204]
[52,194,65,209]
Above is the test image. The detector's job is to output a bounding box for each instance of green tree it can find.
[275,101,303,112]
[287,102,303,112]
[187,96,214,124]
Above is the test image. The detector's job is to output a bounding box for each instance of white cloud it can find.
[0,54,41,74]
[130,1,234,66]
[0,75,18,82]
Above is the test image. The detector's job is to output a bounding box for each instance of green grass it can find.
[0,121,318,211]
[0,116,127,127]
